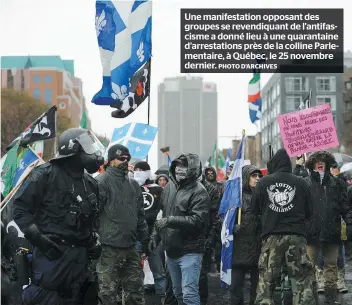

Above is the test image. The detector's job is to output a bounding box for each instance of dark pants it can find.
[165,251,211,305]
[230,266,258,305]
[22,245,90,305]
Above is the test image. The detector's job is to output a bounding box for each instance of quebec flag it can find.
[218,135,246,287]
[108,123,158,159]
[93,0,152,106]
[13,148,43,188]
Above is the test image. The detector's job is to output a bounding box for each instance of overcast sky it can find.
[1,0,351,170]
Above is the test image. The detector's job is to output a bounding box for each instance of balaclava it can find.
[175,159,188,182]
[133,161,151,186]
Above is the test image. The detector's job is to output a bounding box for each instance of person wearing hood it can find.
[226,163,234,180]
[230,165,262,305]
[150,153,211,305]
[12,128,104,305]
[304,151,352,304]
[156,174,169,188]
[133,161,166,304]
[204,166,225,196]
[96,144,149,305]
[251,148,316,305]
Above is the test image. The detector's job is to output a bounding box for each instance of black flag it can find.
[6,105,57,151]
[111,60,150,119]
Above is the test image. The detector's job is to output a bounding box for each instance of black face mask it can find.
[118,162,129,174]
[80,151,104,174]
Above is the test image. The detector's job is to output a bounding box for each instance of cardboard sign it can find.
[277,104,339,157]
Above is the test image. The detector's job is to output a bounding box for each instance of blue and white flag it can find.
[13,148,44,188]
[218,135,246,287]
[109,123,158,159]
[93,0,152,106]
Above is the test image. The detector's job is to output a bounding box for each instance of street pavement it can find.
[145,261,352,305]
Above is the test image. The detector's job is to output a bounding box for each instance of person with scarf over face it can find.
[230,165,262,305]
[149,153,210,305]
[133,161,166,304]
[96,144,149,305]
[304,151,352,305]
[251,149,316,305]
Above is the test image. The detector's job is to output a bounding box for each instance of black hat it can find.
[134,161,151,171]
[108,144,130,162]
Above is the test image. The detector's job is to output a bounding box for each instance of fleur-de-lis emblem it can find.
[136,146,140,152]
[95,10,107,37]
[111,83,128,100]
[19,160,25,170]
[137,42,145,62]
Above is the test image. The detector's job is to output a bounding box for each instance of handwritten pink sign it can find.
[277,104,339,157]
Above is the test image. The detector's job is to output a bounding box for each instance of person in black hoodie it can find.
[304,151,352,304]
[150,153,210,305]
[133,161,166,304]
[293,155,309,178]
[230,165,262,305]
[251,148,316,305]
[156,174,169,188]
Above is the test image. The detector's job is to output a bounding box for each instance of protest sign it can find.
[277,104,339,157]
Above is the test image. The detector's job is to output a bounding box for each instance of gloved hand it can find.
[155,218,169,232]
[87,233,102,260]
[25,224,63,261]
[148,238,157,253]
[234,224,241,234]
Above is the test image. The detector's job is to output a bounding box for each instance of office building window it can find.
[33,75,40,84]
[316,95,336,111]
[262,96,266,112]
[33,89,40,100]
[285,77,308,92]
[7,70,14,88]
[316,76,336,92]
[44,89,52,104]
[21,70,25,91]
[276,82,280,98]
[45,75,52,83]
[276,102,281,115]
[286,96,302,112]
[346,81,351,90]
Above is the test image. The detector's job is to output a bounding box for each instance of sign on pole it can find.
[277,104,339,157]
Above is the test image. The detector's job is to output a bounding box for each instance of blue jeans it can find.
[148,242,166,296]
[166,253,203,305]
[317,242,345,269]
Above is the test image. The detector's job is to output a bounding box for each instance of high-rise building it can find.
[157,76,217,167]
[1,56,88,127]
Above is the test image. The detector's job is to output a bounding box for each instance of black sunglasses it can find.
[116,156,131,162]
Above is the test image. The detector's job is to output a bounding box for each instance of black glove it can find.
[87,233,102,260]
[234,224,241,234]
[25,224,63,261]
[155,218,169,232]
[148,238,157,253]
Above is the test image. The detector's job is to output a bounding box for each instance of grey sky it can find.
[1,0,351,170]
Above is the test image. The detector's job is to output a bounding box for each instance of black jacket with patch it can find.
[251,149,313,240]
[140,182,163,234]
[159,153,211,258]
[304,151,352,244]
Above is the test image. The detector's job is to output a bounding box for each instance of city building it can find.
[157,76,217,167]
[222,133,264,169]
[1,55,89,128]
[342,67,352,154]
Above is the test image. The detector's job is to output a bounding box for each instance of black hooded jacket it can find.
[155,174,169,186]
[251,149,313,240]
[304,151,352,244]
[205,166,224,197]
[232,165,262,267]
[159,153,211,258]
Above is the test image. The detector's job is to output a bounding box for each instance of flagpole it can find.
[237,129,246,226]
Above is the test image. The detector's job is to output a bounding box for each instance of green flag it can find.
[1,143,20,197]
[80,110,87,129]
[210,143,225,169]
